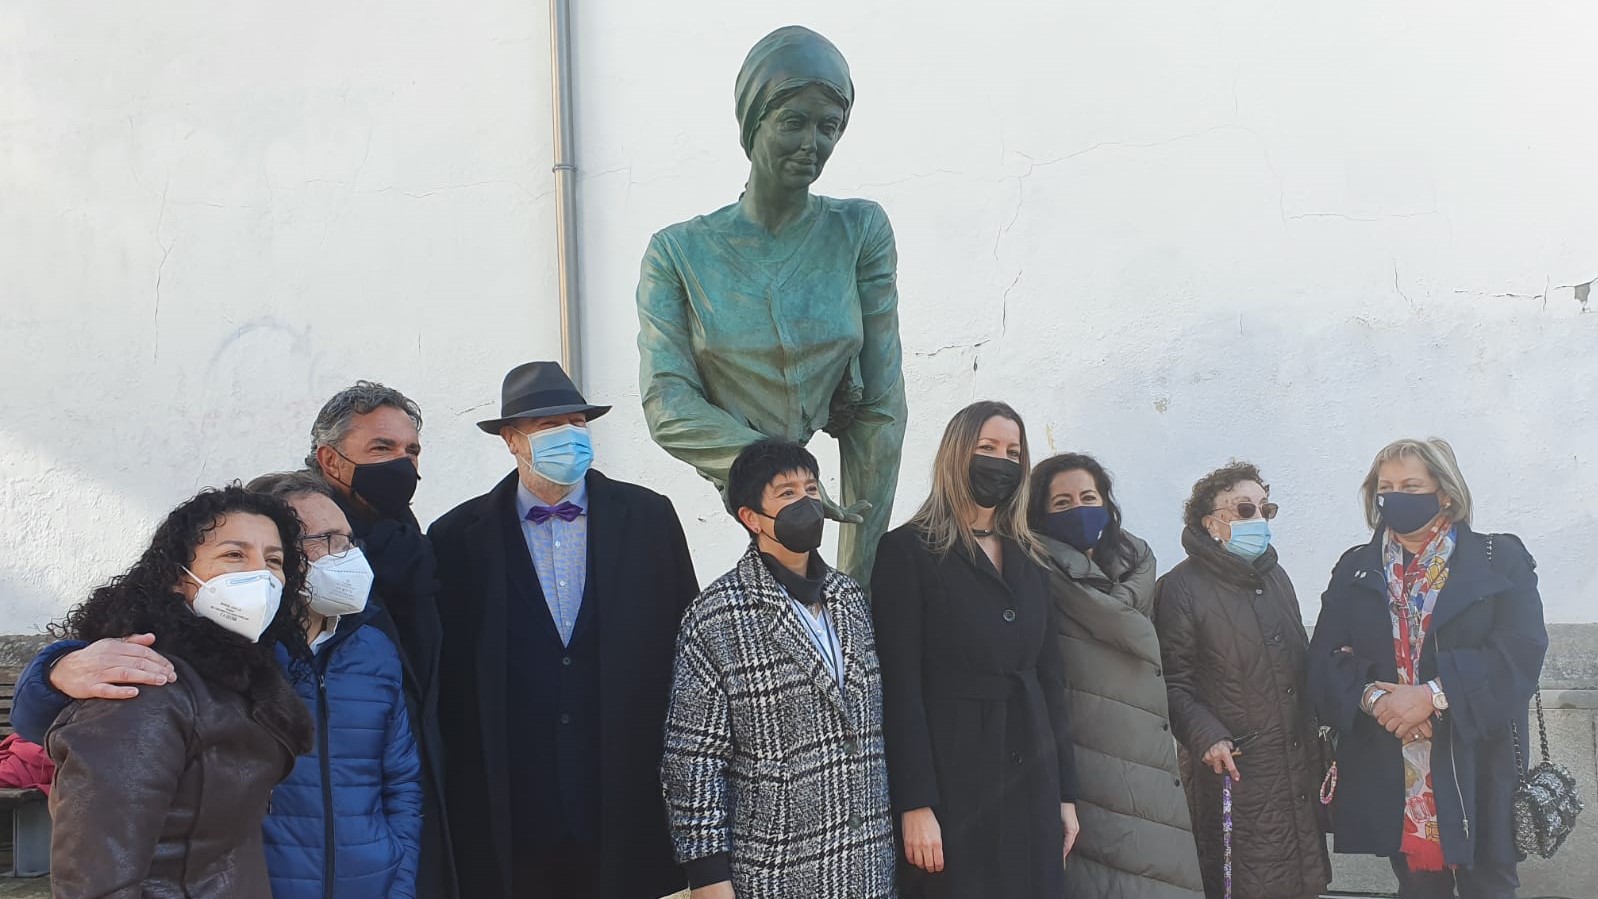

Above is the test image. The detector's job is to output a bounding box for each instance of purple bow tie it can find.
[525,502,582,524]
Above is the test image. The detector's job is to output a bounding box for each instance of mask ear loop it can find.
[181,566,207,588]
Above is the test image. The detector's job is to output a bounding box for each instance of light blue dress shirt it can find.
[786,594,845,696]
[515,478,589,646]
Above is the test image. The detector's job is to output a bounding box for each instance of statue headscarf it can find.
[734,26,854,159]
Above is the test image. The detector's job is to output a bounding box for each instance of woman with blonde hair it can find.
[1310,438,1546,899]
[872,400,1080,898]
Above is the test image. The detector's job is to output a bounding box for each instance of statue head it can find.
[736,26,854,191]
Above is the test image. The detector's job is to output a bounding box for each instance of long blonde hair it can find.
[907,400,1044,559]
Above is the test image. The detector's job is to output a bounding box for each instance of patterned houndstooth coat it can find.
[661,546,897,898]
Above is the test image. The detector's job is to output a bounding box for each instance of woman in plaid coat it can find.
[661,441,896,898]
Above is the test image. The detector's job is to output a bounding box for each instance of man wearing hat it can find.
[429,361,699,899]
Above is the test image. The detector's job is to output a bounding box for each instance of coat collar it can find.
[1341,522,1511,631]
[733,545,868,718]
[953,534,1031,596]
[1179,525,1278,588]
[1040,535,1110,588]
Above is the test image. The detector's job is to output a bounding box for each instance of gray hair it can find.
[1360,437,1473,530]
[303,381,424,470]
[247,470,337,502]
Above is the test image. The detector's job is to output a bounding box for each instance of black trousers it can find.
[512,837,600,899]
[1390,855,1519,899]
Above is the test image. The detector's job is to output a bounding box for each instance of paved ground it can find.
[0,878,48,899]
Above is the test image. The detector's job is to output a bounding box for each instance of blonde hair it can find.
[1361,437,1474,530]
[907,400,1043,559]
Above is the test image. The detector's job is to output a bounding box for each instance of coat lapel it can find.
[1430,526,1512,631]
[826,571,875,707]
[465,472,518,875]
[955,537,1013,596]
[745,549,850,719]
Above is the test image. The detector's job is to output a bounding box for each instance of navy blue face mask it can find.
[1043,505,1111,553]
[1377,491,1443,536]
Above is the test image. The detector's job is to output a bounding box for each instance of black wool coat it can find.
[872,525,1078,899]
[427,469,698,899]
[1308,525,1547,868]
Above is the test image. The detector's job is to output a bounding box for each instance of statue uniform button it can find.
[1002,609,1016,623]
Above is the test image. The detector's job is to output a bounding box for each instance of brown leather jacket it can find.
[47,654,306,899]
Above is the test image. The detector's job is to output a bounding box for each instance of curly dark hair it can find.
[1182,462,1269,533]
[1028,452,1136,568]
[51,484,314,752]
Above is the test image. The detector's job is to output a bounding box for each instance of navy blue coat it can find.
[13,609,423,899]
[1307,524,1547,867]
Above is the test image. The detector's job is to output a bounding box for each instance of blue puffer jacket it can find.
[270,607,423,899]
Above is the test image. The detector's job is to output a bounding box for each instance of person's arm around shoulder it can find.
[375,639,424,899]
[660,602,737,895]
[1435,532,1549,743]
[48,679,195,899]
[12,635,177,744]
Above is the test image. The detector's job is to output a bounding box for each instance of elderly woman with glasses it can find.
[1153,462,1331,899]
[1309,439,1546,899]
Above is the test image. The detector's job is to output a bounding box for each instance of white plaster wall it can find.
[1,1,563,630]
[4,1,1597,631]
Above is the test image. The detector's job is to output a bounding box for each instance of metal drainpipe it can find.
[549,0,582,388]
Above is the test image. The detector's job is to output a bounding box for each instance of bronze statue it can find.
[636,25,907,581]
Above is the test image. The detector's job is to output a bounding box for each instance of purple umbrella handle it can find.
[1222,773,1233,899]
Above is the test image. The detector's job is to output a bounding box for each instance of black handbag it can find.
[1511,687,1583,859]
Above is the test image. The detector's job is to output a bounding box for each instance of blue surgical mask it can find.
[1224,518,1272,561]
[526,424,593,486]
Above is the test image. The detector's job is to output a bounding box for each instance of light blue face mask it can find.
[526,423,594,486]
[1224,518,1272,561]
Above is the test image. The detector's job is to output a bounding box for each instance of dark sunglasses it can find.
[1210,501,1278,521]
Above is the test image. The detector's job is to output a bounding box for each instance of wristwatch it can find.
[1427,679,1449,710]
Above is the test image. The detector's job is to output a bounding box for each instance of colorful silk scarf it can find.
[1385,524,1455,872]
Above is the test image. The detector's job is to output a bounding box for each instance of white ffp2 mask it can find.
[305,548,374,617]
[184,567,283,642]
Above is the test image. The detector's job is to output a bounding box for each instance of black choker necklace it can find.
[972,528,995,538]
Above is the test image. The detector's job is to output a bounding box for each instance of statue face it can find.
[751,84,846,191]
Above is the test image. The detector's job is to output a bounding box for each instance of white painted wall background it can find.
[4,1,1596,632]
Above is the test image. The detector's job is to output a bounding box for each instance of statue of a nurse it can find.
[635,25,906,581]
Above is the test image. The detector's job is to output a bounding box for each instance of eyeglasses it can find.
[1209,501,1278,521]
[299,533,359,559]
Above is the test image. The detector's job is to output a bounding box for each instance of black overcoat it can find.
[872,525,1078,899]
[428,469,698,899]
[1308,525,1547,868]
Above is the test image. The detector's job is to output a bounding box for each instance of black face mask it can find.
[756,496,826,554]
[968,454,1023,509]
[346,456,420,520]
[1378,491,1443,536]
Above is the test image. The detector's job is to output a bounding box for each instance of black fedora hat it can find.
[476,362,611,434]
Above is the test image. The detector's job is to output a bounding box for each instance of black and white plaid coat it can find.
[661,546,896,898]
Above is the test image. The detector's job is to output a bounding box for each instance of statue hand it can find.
[817,482,870,524]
